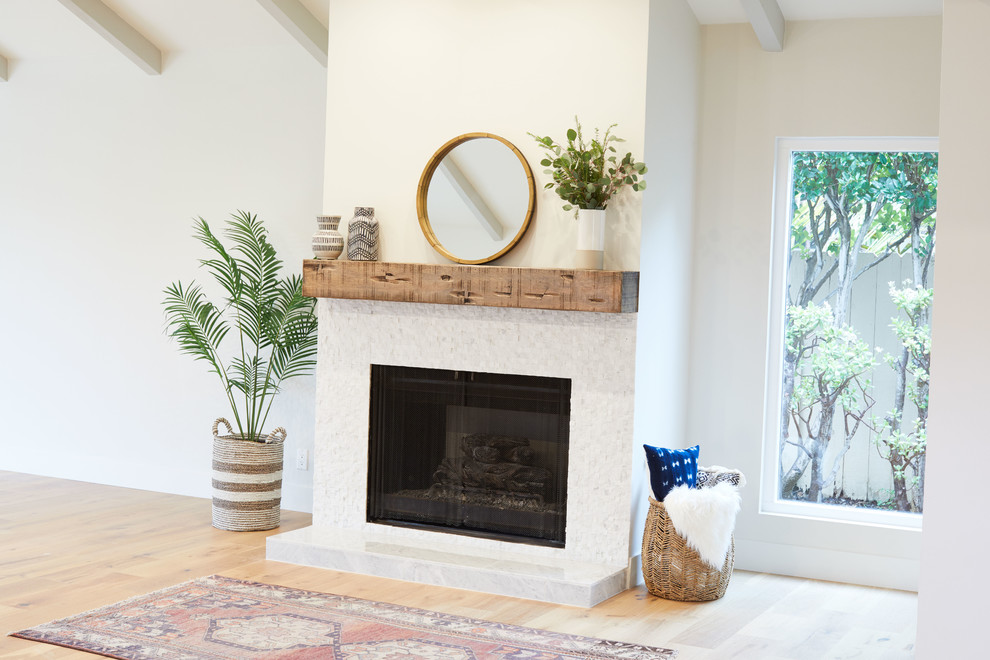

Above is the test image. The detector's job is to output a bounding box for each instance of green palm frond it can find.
[233,294,264,349]
[260,276,311,345]
[163,211,318,441]
[227,211,282,298]
[162,281,229,373]
[272,313,318,381]
[193,218,242,303]
[226,211,282,350]
[228,355,266,397]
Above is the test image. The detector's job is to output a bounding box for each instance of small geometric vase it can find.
[346,207,380,261]
[312,215,344,260]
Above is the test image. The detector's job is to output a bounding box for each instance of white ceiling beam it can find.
[740,0,785,52]
[0,54,8,82]
[255,0,328,67]
[55,0,162,75]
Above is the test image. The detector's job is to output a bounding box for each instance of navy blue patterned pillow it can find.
[643,444,700,501]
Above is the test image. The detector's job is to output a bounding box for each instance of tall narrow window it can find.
[764,138,937,526]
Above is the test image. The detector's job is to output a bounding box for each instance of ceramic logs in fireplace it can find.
[366,364,571,547]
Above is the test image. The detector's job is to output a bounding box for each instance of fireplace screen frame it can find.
[366,364,571,548]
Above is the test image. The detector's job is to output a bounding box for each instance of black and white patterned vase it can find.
[312,215,344,259]
[346,207,380,261]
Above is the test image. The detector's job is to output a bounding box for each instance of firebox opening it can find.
[367,364,571,547]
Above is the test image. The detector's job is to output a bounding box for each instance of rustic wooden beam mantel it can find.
[302,260,639,313]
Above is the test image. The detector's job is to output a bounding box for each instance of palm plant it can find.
[163,211,317,441]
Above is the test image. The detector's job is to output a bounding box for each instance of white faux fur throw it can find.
[664,482,741,569]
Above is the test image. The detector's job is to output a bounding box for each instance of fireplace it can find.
[367,364,571,547]
[267,296,642,607]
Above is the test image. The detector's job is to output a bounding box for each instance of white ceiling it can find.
[687,0,942,24]
[0,1,941,65]
[0,0,330,61]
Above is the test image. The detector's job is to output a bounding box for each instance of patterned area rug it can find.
[10,575,677,659]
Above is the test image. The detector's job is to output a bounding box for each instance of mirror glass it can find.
[417,133,535,264]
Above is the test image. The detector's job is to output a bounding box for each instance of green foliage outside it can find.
[163,211,318,442]
[873,283,933,511]
[785,303,877,503]
[781,150,936,513]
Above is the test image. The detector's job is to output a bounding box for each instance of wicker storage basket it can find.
[211,418,286,532]
[641,496,733,601]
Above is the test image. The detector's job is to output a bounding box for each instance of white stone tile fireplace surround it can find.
[267,297,640,607]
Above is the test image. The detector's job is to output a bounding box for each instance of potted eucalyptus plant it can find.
[530,118,647,269]
[163,210,317,531]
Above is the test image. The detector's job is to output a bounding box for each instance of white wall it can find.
[917,0,990,656]
[0,0,327,512]
[631,0,701,576]
[688,17,941,589]
[323,0,649,271]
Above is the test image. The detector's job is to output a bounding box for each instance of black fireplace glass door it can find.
[367,365,570,547]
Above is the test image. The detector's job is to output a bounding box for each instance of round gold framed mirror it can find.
[417,132,536,264]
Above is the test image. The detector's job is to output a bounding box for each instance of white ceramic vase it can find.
[576,208,606,269]
[312,215,344,260]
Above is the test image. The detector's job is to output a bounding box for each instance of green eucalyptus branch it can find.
[529,117,647,215]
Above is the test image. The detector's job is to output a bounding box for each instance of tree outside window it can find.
[775,148,936,516]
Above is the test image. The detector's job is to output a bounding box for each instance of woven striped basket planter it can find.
[641,496,734,602]
[211,418,285,532]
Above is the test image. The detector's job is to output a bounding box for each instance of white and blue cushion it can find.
[643,444,700,501]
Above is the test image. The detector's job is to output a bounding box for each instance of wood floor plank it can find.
[0,471,917,659]
[670,573,801,649]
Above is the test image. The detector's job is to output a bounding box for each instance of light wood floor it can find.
[0,471,916,659]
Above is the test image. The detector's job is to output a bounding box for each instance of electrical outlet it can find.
[295,448,308,471]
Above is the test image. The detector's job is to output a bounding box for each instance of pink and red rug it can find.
[10,575,676,659]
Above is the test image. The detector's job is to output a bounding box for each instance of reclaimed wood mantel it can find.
[302,260,639,313]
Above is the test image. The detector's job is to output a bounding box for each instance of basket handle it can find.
[212,418,233,437]
[265,427,287,444]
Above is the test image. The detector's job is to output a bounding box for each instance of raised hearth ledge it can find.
[302,260,639,313]
[267,526,629,608]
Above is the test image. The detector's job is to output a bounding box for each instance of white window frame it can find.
[761,136,939,531]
